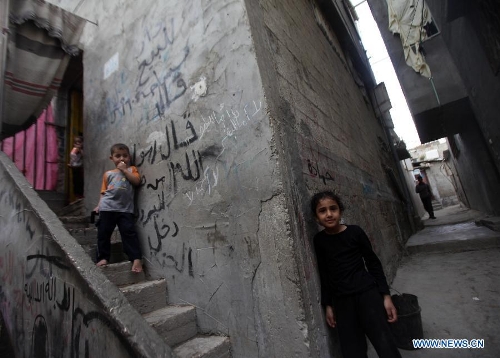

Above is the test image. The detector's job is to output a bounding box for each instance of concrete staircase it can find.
[58,201,231,358]
[431,199,443,212]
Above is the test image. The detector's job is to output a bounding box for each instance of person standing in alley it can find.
[415,175,436,219]
[68,136,84,200]
[94,143,143,272]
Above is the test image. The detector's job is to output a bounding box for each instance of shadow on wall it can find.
[0,311,15,357]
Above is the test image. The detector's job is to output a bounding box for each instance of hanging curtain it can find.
[387,0,433,78]
[1,0,85,139]
[1,103,58,190]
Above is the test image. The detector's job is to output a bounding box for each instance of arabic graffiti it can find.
[25,237,70,280]
[307,159,335,184]
[136,118,198,166]
[151,242,192,276]
[0,188,36,239]
[106,18,189,126]
[26,285,133,358]
[24,277,71,311]
[147,216,179,253]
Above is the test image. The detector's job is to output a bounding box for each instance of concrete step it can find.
[84,242,127,264]
[406,222,500,255]
[99,261,147,286]
[56,198,85,216]
[144,305,197,347]
[69,227,122,246]
[120,279,167,315]
[173,336,231,358]
[69,227,97,245]
[59,215,89,229]
[432,200,443,211]
[478,217,500,232]
[37,190,67,213]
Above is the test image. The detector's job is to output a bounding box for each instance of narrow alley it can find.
[369,205,500,358]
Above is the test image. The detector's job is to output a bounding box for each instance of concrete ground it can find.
[367,204,500,358]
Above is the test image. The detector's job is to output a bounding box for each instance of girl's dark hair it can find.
[310,191,345,215]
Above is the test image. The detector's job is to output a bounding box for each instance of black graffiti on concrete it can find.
[24,277,71,311]
[147,216,178,253]
[32,315,49,358]
[307,159,335,185]
[188,248,193,277]
[146,176,166,190]
[140,191,166,226]
[170,150,204,184]
[136,119,198,167]
[25,234,70,280]
[26,254,71,271]
[27,285,138,358]
[157,242,187,273]
[0,188,36,239]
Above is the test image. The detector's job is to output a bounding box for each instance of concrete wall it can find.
[424,1,500,175]
[48,1,307,357]
[44,0,414,357]
[0,151,172,357]
[248,0,413,355]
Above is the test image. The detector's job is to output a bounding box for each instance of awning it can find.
[1,0,85,139]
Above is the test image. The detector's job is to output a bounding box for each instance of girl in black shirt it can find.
[311,191,401,358]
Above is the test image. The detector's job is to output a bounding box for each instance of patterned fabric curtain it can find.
[1,0,85,139]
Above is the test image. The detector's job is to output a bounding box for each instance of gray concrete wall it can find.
[0,151,172,357]
[49,0,310,357]
[43,1,414,357]
[424,0,500,177]
[248,0,413,356]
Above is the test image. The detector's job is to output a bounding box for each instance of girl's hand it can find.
[384,295,398,323]
[325,305,336,328]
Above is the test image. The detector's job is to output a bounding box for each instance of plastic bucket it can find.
[390,293,424,350]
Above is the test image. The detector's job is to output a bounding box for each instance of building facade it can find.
[1,0,416,356]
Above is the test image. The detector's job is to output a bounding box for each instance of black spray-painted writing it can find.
[307,159,335,184]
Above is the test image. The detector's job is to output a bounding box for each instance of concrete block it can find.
[100,261,146,286]
[120,279,167,315]
[173,336,231,358]
[143,305,197,347]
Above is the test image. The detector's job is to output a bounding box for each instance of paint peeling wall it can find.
[0,151,172,357]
